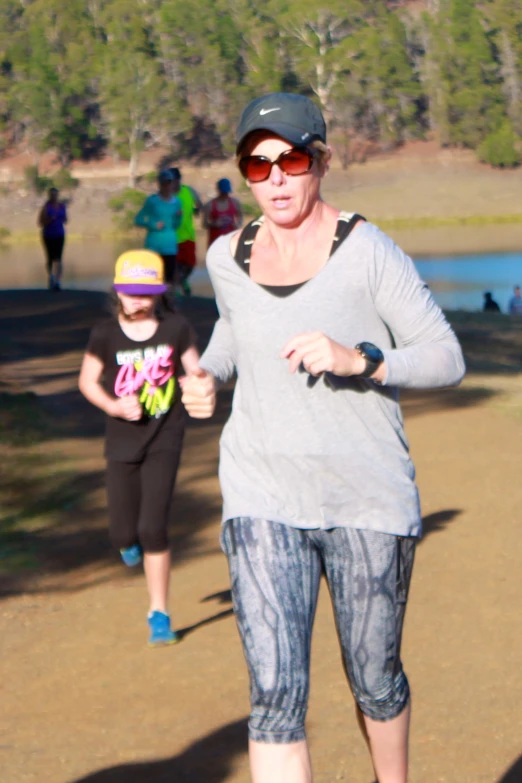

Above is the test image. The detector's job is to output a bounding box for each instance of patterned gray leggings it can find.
[221,518,416,744]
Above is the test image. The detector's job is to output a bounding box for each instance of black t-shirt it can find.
[87,313,196,462]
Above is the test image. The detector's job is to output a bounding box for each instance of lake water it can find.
[1,239,522,312]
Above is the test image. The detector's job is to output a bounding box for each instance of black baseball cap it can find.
[236,93,327,153]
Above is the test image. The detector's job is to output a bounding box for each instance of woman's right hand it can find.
[108,394,142,421]
[179,370,216,419]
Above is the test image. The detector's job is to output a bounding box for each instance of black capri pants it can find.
[161,254,177,284]
[43,235,65,270]
[106,449,182,552]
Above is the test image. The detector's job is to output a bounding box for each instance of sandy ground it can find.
[2,141,522,256]
[1,291,522,783]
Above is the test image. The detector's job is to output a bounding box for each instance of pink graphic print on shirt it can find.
[114,344,175,418]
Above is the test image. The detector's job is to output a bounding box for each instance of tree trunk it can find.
[498,29,521,133]
[128,148,139,188]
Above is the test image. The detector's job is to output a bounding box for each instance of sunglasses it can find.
[239,147,315,183]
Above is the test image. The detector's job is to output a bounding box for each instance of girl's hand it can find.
[281,332,366,377]
[109,394,142,421]
[179,369,216,419]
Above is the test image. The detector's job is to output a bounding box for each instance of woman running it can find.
[79,250,199,646]
[181,93,465,782]
[38,187,67,291]
[204,178,242,248]
[135,170,182,287]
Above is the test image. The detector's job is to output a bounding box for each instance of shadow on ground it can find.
[497,756,522,783]
[69,718,248,783]
[420,509,462,540]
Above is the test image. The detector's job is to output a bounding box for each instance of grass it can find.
[0,392,83,576]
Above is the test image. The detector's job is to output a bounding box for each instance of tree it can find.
[99,0,187,185]
[7,0,98,164]
[477,120,521,168]
[485,0,522,135]
[357,11,422,147]
[438,0,504,148]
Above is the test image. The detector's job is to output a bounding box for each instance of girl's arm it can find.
[233,198,243,229]
[202,202,212,230]
[180,344,201,376]
[135,197,161,230]
[78,353,142,420]
[38,204,50,227]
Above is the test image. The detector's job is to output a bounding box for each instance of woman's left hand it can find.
[281,332,366,377]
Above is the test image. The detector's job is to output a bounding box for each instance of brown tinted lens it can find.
[279,148,314,176]
[240,156,272,182]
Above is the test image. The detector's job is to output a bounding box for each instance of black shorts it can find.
[106,449,182,553]
[161,255,177,284]
[43,235,65,269]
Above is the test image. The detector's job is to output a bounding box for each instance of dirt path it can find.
[1,292,521,783]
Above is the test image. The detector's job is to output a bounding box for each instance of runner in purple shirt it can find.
[38,187,67,291]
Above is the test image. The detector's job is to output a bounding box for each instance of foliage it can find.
[24,165,53,195]
[0,225,10,242]
[477,121,521,168]
[108,188,147,231]
[0,0,521,168]
[52,169,79,191]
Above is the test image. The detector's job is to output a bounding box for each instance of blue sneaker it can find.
[120,544,143,567]
[147,611,179,647]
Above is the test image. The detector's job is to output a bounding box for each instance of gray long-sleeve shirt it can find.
[200,221,465,537]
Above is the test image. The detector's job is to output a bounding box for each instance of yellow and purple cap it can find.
[113,250,167,295]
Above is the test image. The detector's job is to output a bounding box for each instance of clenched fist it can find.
[109,394,142,421]
[281,332,366,377]
[179,369,216,419]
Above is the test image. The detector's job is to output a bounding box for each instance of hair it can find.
[109,290,177,320]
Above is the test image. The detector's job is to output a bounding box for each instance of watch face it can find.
[358,342,384,364]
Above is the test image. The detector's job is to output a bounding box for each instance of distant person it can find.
[508,285,522,315]
[38,187,67,291]
[78,250,200,646]
[170,167,203,297]
[483,292,500,313]
[204,178,242,248]
[135,170,182,287]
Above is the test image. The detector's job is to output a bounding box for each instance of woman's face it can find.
[243,135,327,227]
[118,293,156,320]
[159,180,174,199]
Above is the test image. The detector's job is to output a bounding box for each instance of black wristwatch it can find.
[355,342,384,378]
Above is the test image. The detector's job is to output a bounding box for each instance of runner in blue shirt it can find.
[135,170,182,286]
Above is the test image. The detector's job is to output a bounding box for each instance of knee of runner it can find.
[248,696,308,744]
[109,528,136,552]
[137,526,169,553]
[352,669,410,722]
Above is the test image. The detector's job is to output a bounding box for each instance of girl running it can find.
[79,250,200,646]
[38,187,67,291]
[204,178,242,248]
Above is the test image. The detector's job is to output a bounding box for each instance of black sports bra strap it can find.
[234,218,263,267]
[330,212,366,256]
[233,212,366,275]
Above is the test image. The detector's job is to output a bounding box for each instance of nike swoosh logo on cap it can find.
[259,108,281,115]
